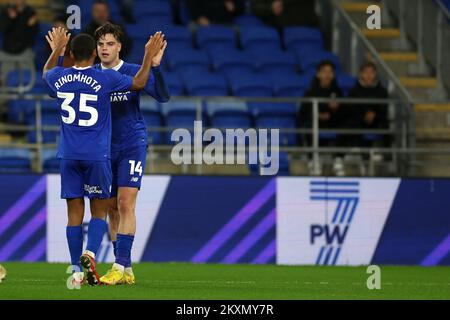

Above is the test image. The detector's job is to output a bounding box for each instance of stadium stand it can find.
[7,0,446,177]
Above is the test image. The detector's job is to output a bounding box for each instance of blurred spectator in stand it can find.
[298,60,346,176]
[187,0,245,26]
[0,0,39,83]
[348,62,389,149]
[83,0,131,58]
[251,0,319,31]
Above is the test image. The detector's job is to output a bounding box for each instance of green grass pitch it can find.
[0,263,449,300]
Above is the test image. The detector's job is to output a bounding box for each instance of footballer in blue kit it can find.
[93,23,169,285]
[43,27,165,285]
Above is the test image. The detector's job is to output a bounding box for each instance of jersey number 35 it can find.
[57,92,98,127]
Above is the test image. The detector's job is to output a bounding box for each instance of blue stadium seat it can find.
[255,115,297,146]
[31,73,51,94]
[205,101,248,116]
[166,47,210,74]
[210,110,253,130]
[126,39,146,64]
[295,49,341,74]
[269,73,310,97]
[8,99,34,124]
[337,74,357,96]
[164,71,185,96]
[38,23,52,39]
[125,23,150,41]
[284,26,324,51]
[363,134,383,142]
[161,99,201,116]
[28,109,60,143]
[208,102,252,130]
[163,25,193,49]
[141,100,163,145]
[234,14,264,27]
[162,99,207,144]
[196,25,236,51]
[240,26,281,52]
[209,48,254,75]
[182,71,228,96]
[165,110,208,144]
[252,50,297,75]
[42,149,59,173]
[0,148,32,173]
[227,72,273,97]
[133,0,173,23]
[6,70,33,88]
[248,102,298,117]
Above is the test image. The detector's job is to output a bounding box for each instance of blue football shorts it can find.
[60,159,112,199]
[110,145,148,198]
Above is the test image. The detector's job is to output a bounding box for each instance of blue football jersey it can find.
[44,66,133,161]
[94,61,170,152]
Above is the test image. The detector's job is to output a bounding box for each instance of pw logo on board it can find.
[309,180,360,266]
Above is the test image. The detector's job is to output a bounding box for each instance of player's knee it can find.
[117,195,135,216]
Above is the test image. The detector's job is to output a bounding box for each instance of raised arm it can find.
[131,31,165,91]
[42,27,70,77]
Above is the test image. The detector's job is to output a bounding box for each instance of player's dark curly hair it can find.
[70,33,96,61]
[94,22,125,43]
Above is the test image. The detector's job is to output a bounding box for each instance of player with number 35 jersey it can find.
[42,28,165,286]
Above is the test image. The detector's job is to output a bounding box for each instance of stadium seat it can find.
[196,25,236,51]
[295,49,341,74]
[181,71,228,96]
[208,101,253,130]
[205,101,248,116]
[165,110,208,144]
[248,102,298,117]
[209,48,254,75]
[210,110,253,131]
[269,73,310,97]
[125,23,150,41]
[363,134,383,142]
[162,25,193,49]
[162,99,207,144]
[337,74,358,96]
[227,72,273,97]
[141,100,164,145]
[42,149,59,173]
[7,99,34,124]
[234,14,264,27]
[284,26,324,51]
[252,49,297,75]
[166,47,210,74]
[0,148,32,173]
[6,70,33,88]
[126,39,147,64]
[255,115,297,146]
[31,73,51,94]
[28,109,60,143]
[164,71,185,96]
[133,0,173,23]
[240,26,281,52]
